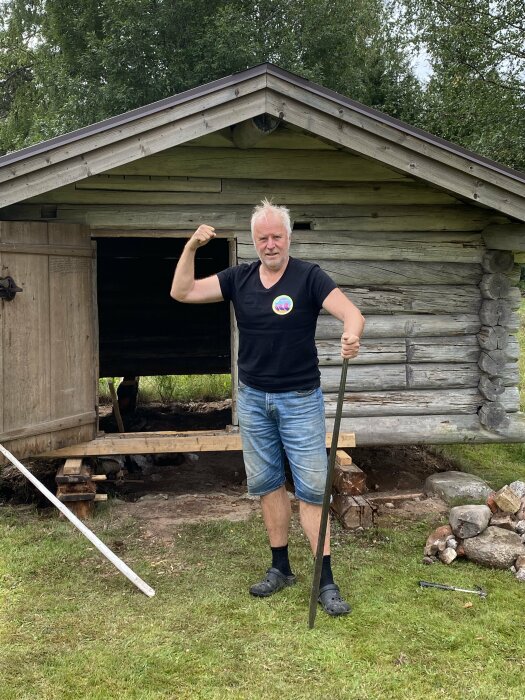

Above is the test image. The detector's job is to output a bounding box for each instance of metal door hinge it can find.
[0,276,22,301]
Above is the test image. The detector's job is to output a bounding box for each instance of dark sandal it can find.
[249,568,297,597]
[318,584,351,616]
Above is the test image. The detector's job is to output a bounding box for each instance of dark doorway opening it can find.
[95,236,232,433]
[96,236,231,377]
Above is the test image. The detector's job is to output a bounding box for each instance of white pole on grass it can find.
[0,442,155,598]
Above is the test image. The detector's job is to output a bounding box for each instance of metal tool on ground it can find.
[418,580,487,598]
[308,357,349,629]
[0,441,155,598]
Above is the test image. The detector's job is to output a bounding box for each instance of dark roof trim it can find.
[1,62,524,188]
[0,64,269,168]
[265,64,525,186]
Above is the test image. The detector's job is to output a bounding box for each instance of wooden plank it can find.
[265,82,525,219]
[0,411,97,443]
[240,230,484,263]
[316,313,482,340]
[335,450,353,466]
[107,146,407,181]
[0,424,97,465]
[0,242,92,256]
[75,175,222,192]
[329,413,525,445]
[63,458,83,476]
[1,91,267,207]
[48,223,97,423]
[1,223,51,433]
[40,430,356,457]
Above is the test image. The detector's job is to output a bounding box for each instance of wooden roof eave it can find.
[1,63,524,223]
[0,73,268,208]
[264,75,525,222]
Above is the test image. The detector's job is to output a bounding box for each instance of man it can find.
[171,200,364,616]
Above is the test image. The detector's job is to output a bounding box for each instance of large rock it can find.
[462,527,525,569]
[509,481,525,498]
[449,505,492,539]
[424,524,453,556]
[424,471,492,504]
[493,485,521,514]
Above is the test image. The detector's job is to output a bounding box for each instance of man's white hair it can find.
[250,198,292,238]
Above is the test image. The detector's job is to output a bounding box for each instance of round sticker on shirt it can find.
[272,294,293,315]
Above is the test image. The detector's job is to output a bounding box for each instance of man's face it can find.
[252,211,290,273]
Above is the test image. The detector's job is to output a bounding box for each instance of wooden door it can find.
[0,221,97,460]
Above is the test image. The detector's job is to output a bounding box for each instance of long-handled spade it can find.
[308,357,349,629]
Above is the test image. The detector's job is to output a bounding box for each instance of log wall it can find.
[2,125,523,444]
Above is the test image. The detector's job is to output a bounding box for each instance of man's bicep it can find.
[186,274,224,303]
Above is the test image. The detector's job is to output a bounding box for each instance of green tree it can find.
[0,0,422,154]
[400,0,525,170]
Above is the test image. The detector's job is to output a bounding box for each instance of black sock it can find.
[320,554,334,588]
[271,545,293,576]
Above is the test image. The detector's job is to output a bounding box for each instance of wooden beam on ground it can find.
[40,430,356,457]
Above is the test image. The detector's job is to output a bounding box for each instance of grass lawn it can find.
[1,305,524,698]
[1,500,524,700]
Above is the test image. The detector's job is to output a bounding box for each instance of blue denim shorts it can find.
[237,383,328,505]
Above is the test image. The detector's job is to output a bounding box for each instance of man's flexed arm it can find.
[170,225,224,303]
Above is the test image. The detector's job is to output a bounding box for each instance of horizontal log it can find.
[482,224,525,251]
[236,257,483,285]
[327,413,525,445]
[320,363,482,392]
[477,325,509,350]
[482,250,515,274]
[5,203,483,235]
[309,206,490,232]
[222,178,456,204]
[231,116,280,148]
[324,260,483,286]
[316,313,482,339]
[318,336,519,366]
[28,179,456,206]
[478,349,507,376]
[341,285,481,315]
[109,146,408,181]
[478,402,511,431]
[479,300,518,327]
[478,375,505,401]
[323,387,520,417]
[479,273,512,300]
[238,230,484,263]
[317,336,481,366]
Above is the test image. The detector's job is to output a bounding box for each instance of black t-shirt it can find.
[217,257,337,392]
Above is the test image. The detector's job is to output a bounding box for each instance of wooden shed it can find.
[1,63,525,462]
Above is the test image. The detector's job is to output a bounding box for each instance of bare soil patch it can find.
[1,402,454,533]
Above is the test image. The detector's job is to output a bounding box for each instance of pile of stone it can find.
[423,479,525,582]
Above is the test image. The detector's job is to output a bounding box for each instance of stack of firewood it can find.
[330,451,376,529]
